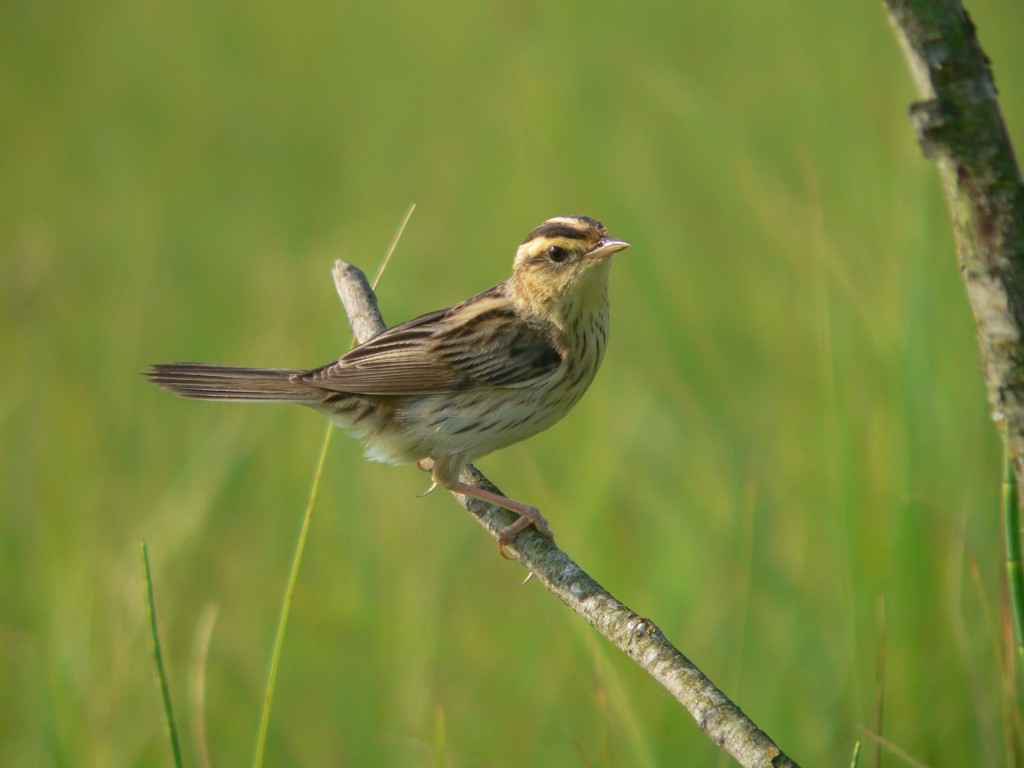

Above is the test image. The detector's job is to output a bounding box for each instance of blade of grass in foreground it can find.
[251,204,413,768]
[1003,447,1024,671]
[142,540,184,768]
[252,425,333,768]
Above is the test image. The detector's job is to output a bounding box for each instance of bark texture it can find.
[332,259,799,768]
[885,0,1024,476]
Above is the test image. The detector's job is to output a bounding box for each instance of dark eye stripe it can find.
[523,222,591,243]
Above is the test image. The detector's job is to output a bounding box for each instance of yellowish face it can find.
[510,216,629,310]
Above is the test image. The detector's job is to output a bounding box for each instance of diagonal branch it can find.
[331,259,800,768]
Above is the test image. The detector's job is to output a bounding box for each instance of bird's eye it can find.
[547,245,569,263]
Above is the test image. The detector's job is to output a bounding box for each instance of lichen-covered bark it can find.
[886,0,1024,480]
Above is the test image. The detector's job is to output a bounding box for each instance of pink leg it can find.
[417,457,555,553]
[447,482,555,548]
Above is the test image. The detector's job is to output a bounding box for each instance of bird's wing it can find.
[299,287,563,395]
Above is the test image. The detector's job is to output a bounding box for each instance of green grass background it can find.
[3,0,1023,765]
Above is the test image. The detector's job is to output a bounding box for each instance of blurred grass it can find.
[2,0,1023,765]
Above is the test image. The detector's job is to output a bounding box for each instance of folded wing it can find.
[299,287,563,395]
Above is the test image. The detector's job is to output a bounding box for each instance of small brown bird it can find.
[148,215,629,546]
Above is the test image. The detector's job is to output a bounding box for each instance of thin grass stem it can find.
[190,603,219,768]
[141,540,184,768]
[252,425,333,768]
[1004,447,1024,672]
[373,202,415,289]
[251,207,412,767]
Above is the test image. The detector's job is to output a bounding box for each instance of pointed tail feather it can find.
[146,363,322,403]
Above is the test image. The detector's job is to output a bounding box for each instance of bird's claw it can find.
[497,506,554,559]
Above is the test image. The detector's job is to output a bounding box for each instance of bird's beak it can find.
[588,237,630,260]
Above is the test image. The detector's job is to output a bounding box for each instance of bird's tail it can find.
[146,362,322,403]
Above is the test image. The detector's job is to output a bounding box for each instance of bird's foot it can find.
[445,480,555,557]
[415,458,440,496]
[496,506,553,560]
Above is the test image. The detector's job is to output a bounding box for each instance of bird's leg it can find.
[445,481,555,556]
[420,456,555,555]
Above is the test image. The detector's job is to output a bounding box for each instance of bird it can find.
[147,215,629,548]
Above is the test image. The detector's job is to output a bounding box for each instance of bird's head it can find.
[508,215,629,321]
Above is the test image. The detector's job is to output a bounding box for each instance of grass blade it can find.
[251,206,411,767]
[141,540,184,768]
[1004,447,1024,671]
[372,202,415,289]
[252,425,332,768]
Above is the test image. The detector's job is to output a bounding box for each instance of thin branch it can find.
[333,260,387,342]
[331,259,799,768]
[883,2,1024,761]
[884,0,1024,486]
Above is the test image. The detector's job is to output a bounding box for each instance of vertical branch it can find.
[884,0,1024,483]
[884,2,1024,756]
